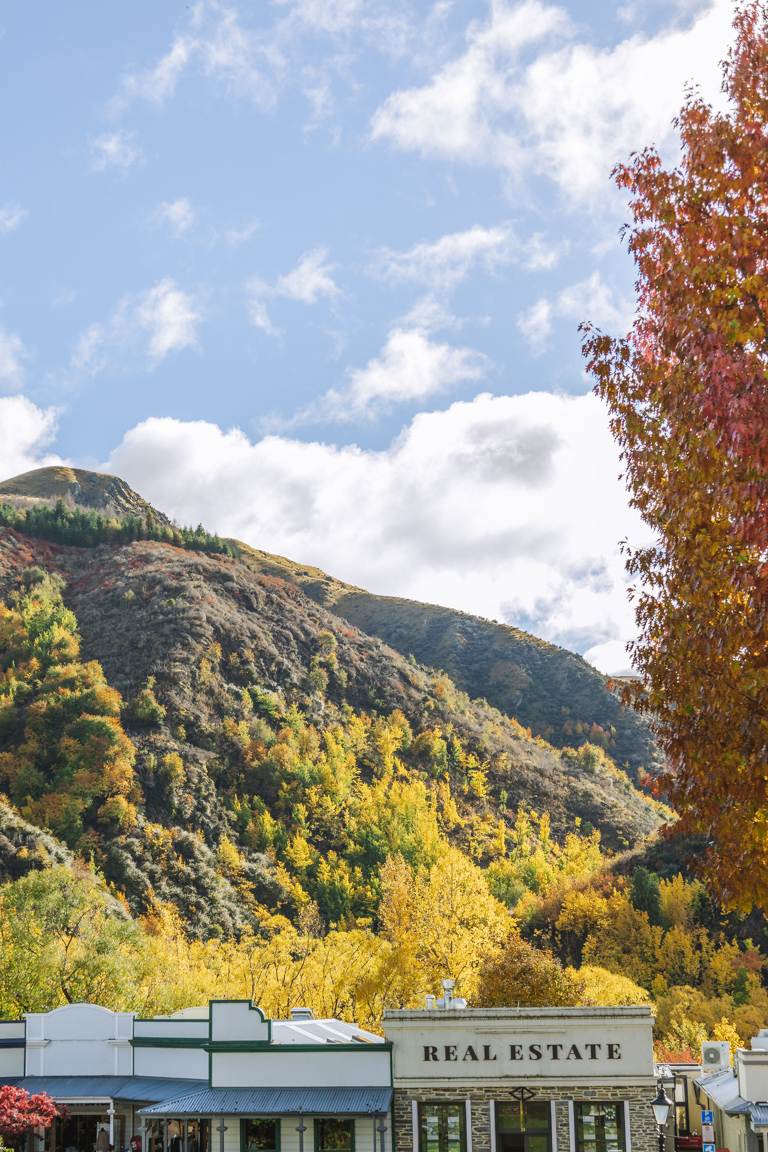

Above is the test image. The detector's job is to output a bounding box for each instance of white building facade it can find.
[0,1002,391,1152]
[0,1001,660,1152]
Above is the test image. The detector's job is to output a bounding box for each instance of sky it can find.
[0,0,736,673]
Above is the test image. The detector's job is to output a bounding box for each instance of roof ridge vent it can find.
[290,1007,314,1021]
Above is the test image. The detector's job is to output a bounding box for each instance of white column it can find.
[623,1103,632,1152]
[412,1101,420,1152]
[550,1102,558,1152]
[489,1100,496,1152]
[465,1101,473,1152]
[109,1102,116,1146]
[567,1103,576,1152]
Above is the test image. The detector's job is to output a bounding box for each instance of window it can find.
[575,1104,626,1152]
[418,1103,466,1152]
[674,1077,690,1137]
[315,1120,355,1152]
[241,1120,280,1152]
[496,1100,551,1152]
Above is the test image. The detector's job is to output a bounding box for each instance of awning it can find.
[1,1077,208,1103]
[139,1087,393,1116]
[749,1104,768,1130]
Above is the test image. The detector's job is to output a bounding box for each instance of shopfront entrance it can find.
[44,1111,127,1152]
[496,1098,552,1152]
[145,1118,210,1152]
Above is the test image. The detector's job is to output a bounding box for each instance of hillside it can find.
[0,466,174,527]
[227,546,659,779]
[0,466,667,935]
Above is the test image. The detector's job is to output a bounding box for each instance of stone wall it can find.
[393,1085,658,1152]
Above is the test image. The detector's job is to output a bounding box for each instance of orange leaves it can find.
[582,2,768,908]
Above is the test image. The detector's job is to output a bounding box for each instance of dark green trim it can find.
[132,1037,209,1048]
[240,1118,281,1152]
[315,1118,356,1152]
[206,1042,391,1053]
[206,1042,271,1052]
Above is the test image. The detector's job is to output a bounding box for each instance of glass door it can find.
[419,1103,466,1152]
[496,1100,551,1152]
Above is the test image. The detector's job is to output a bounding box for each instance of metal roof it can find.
[749,1105,768,1129]
[2,1077,207,1102]
[271,1020,383,1045]
[139,1086,393,1116]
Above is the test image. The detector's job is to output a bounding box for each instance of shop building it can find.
[0,998,663,1152]
[0,1001,391,1152]
[383,1005,659,1152]
[692,1032,768,1152]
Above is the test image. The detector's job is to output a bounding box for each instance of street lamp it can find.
[651,1084,673,1152]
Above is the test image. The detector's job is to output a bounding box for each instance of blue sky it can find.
[0,0,735,670]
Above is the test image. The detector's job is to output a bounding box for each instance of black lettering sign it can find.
[528,1044,542,1061]
[585,1043,601,1060]
[546,1044,564,1059]
[424,1046,439,1062]
[566,1045,583,1060]
[509,1045,524,1060]
[483,1044,498,1062]
[463,1046,479,1062]
[607,1043,621,1060]
[444,1045,458,1061]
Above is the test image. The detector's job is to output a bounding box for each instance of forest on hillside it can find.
[0,564,765,1059]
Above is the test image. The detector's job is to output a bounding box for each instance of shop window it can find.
[315,1120,355,1152]
[575,1104,626,1152]
[418,1103,466,1152]
[496,1099,551,1152]
[241,1121,280,1152]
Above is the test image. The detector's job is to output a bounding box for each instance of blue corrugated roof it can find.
[2,1077,207,1102]
[139,1087,393,1116]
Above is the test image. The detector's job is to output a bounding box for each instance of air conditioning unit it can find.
[702,1041,731,1072]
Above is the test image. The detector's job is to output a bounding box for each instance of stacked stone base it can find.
[393,1085,658,1152]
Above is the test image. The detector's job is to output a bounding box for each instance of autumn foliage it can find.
[582,2,768,908]
[0,1084,59,1137]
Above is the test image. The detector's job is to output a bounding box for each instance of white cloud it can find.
[375,225,519,291]
[316,326,487,421]
[155,197,196,237]
[517,271,633,352]
[275,248,339,303]
[90,130,143,172]
[247,248,339,336]
[582,638,634,676]
[371,1,571,167]
[0,328,27,392]
[115,2,284,112]
[106,389,647,662]
[371,0,732,203]
[225,219,260,246]
[0,204,28,234]
[137,279,201,361]
[516,298,552,354]
[72,278,201,374]
[0,396,60,479]
[557,271,633,332]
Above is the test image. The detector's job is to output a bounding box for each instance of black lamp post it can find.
[651,1084,673,1152]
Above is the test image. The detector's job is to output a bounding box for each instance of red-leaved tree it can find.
[0,1085,60,1139]
[582,2,768,908]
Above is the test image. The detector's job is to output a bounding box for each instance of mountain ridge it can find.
[0,466,665,932]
